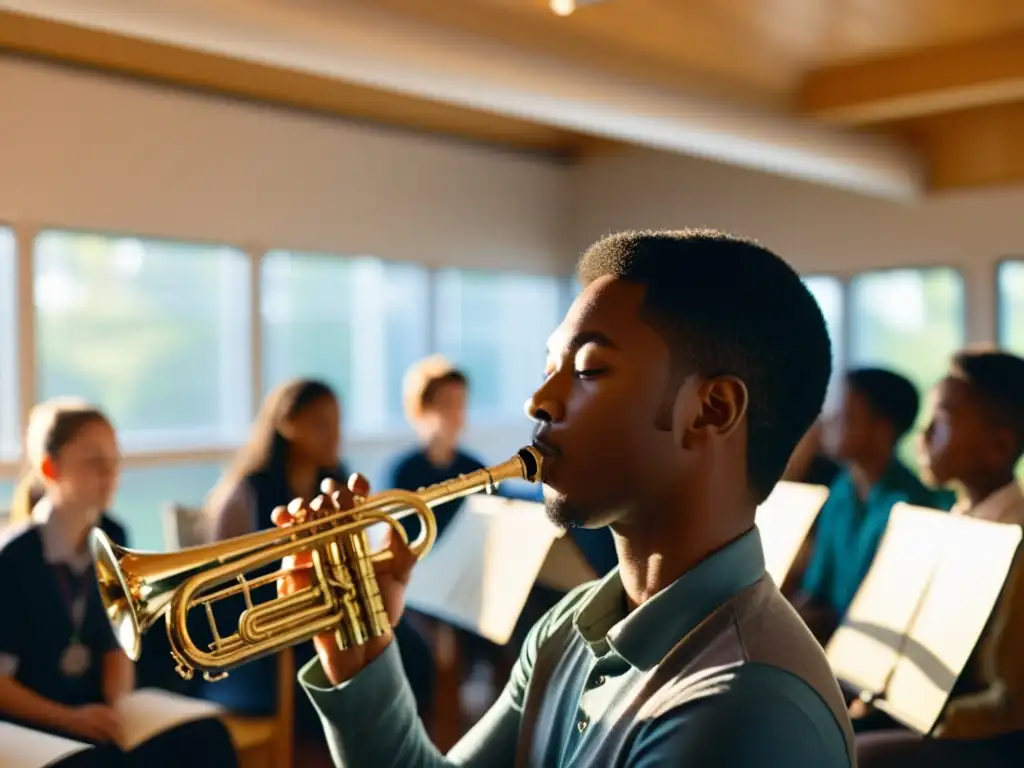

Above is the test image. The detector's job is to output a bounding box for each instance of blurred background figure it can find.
[202,379,350,738]
[0,399,237,767]
[388,356,485,544]
[784,419,841,487]
[793,368,953,643]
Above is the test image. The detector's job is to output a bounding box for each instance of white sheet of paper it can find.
[882,510,1022,734]
[755,481,828,585]
[115,688,225,751]
[827,504,947,696]
[403,495,567,644]
[0,722,90,767]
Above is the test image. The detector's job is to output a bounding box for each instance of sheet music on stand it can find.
[826,503,1022,734]
[754,481,828,585]
[403,495,596,645]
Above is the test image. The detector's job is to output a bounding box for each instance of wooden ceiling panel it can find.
[888,102,1024,192]
[357,0,1024,103]
[7,0,1024,192]
[799,28,1024,124]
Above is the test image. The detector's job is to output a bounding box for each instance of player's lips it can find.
[531,430,561,482]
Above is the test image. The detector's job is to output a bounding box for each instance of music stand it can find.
[826,503,1022,734]
[755,481,829,585]
[403,495,593,645]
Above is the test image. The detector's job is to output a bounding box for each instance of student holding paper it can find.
[855,349,1024,767]
[277,230,855,766]
[0,399,238,768]
[793,368,952,643]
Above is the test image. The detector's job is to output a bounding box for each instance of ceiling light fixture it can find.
[549,0,576,17]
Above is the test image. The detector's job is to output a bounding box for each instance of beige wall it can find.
[573,148,1024,344]
[0,55,573,275]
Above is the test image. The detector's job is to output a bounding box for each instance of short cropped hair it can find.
[844,368,919,438]
[948,347,1024,453]
[402,355,469,423]
[578,229,832,502]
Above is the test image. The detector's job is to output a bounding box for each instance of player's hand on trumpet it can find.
[272,473,417,685]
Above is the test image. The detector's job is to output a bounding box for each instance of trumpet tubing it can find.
[91,446,543,681]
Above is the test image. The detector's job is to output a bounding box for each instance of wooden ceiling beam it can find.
[0,9,593,157]
[891,102,1024,192]
[799,29,1024,126]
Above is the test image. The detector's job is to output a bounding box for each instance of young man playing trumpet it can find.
[276,230,855,766]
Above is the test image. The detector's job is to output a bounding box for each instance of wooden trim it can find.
[892,103,1024,192]
[0,9,588,157]
[799,29,1024,126]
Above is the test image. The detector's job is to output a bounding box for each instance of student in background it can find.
[0,399,236,767]
[388,355,486,543]
[203,378,351,730]
[386,356,491,711]
[208,378,349,541]
[855,349,1024,766]
[793,368,952,644]
[784,419,841,487]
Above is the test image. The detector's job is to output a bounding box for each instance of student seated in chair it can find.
[793,368,952,644]
[388,356,487,544]
[0,399,237,768]
[854,348,1024,767]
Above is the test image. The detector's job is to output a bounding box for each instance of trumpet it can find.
[90,446,543,681]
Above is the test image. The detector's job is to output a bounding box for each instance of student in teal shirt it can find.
[796,368,954,643]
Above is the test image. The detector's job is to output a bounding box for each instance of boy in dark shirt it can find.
[388,355,486,543]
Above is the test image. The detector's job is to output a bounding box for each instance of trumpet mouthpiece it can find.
[517,446,544,483]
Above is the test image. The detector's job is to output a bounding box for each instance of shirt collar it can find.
[573,526,766,671]
[31,498,99,574]
[953,481,1024,526]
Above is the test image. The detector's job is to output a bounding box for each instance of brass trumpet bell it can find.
[92,529,242,663]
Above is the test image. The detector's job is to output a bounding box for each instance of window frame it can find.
[996,257,1024,351]
[259,249,433,440]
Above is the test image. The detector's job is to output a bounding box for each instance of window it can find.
[436,270,563,422]
[34,231,252,452]
[850,268,965,464]
[0,479,14,514]
[115,461,227,550]
[0,228,17,460]
[998,261,1024,354]
[802,275,844,408]
[261,251,429,435]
